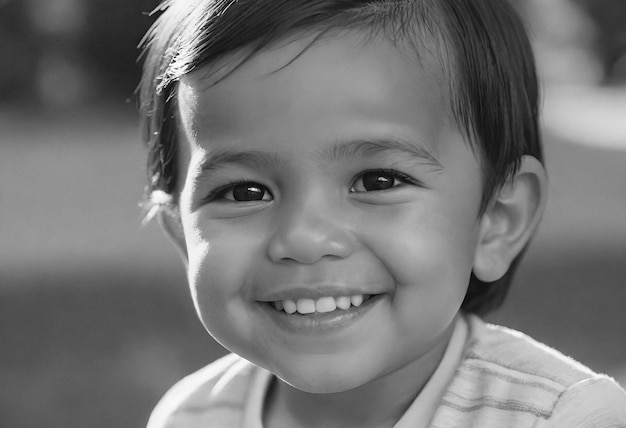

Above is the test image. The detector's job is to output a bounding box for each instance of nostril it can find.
[267,225,356,264]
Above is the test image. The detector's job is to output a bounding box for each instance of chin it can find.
[274,362,373,394]
[282,377,358,394]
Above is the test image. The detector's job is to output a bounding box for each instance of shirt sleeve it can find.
[542,375,626,427]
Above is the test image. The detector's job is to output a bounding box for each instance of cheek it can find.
[365,213,475,342]
[186,213,261,286]
[368,208,477,277]
[184,216,264,333]
[359,204,478,315]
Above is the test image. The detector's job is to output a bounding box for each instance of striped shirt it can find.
[147,315,626,427]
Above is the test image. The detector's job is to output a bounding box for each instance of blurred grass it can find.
[1,106,625,428]
[0,265,228,428]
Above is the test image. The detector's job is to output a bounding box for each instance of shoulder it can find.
[437,315,626,426]
[544,375,626,427]
[146,353,259,428]
[463,315,597,385]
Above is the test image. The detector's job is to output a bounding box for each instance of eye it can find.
[350,169,413,193]
[217,182,272,202]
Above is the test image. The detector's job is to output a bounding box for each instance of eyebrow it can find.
[197,149,282,173]
[195,136,443,175]
[324,137,443,170]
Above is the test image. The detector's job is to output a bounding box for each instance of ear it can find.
[473,156,547,282]
[157,208,189,266]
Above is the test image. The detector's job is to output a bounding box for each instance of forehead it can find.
[176,31,455,159]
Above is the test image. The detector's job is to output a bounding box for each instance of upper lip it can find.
[256,285,386,302]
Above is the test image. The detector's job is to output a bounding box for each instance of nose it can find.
[267,196,356,264]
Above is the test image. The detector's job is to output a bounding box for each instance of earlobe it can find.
[473,156,547,283]
[157,209,189,265]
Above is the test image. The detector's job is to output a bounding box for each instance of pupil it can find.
[363,172,394,191]
[233,184,264,201]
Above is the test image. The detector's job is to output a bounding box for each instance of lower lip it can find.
[258,294,385,334]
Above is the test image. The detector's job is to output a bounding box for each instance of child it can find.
[138,0,626,426]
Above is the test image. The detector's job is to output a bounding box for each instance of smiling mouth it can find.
[269,294,374,315]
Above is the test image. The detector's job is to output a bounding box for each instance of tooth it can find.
[336,296,351,310]
[274,300,284,311]
[316,296,337,313]
[350,295,364,307]
[296,299,316,314]
[283,299,297,314]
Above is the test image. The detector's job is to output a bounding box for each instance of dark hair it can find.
[138,0,543,315]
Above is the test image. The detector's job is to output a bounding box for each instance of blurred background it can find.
[1,0,625,427]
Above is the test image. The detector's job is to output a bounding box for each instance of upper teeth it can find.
[273,295,367,314]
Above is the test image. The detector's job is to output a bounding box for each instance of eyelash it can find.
[350,168,422,193]
[203,168,421,203]
[204,180,272,203]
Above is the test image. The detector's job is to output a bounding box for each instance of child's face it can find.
[174,33,484,393]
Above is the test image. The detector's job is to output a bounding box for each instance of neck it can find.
[263,325,454,428]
